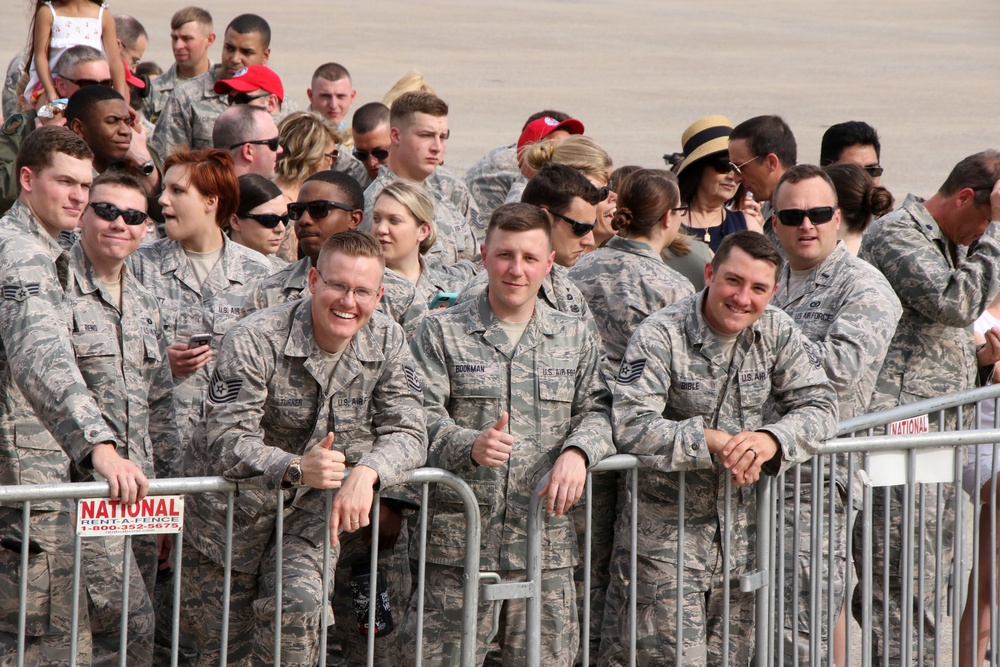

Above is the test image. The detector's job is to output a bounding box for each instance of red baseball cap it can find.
[214,65,284,101]
[516,116,584,153]
[123,59,145,89]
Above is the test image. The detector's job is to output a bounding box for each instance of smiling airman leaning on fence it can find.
[600,231,839,666]
[0,127,149,666]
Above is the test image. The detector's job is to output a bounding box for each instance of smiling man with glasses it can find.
[770,164,902,666]
[729,115,798,246]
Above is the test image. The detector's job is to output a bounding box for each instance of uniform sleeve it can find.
[206,324,292,490]
[356,329,427,489]
[611,320,713,472]
[380,279,428,340]
[866,217,1000,327]
[0,243,116,468]
[805,277,901,403]
[410,316,483,473]
[561,323,614,466]
[149,324,181,479]
[757,318,840,475]
[150,90,191,158]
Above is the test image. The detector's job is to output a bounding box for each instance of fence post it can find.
[755,477,772,667]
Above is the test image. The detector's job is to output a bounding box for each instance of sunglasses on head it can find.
[352,147,390,161]
[240,211,289,229]
[774,207,836,227]
[228,92,270,106]
[864,164,884,178]
[88,201,148,226]
[64,77,114,88]
[229,136,280,152]
[709,156,741,175]
[546,208,597,237]
[287,200,355,221]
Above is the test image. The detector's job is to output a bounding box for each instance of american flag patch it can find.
[404,366,421,393]
[1,284,40,302]
[616,359,647,386]
[208,369,243,404]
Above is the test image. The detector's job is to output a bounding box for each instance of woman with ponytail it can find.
[824,162,895,256]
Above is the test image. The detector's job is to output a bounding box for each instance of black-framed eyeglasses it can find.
[671,205,690,215]
[774,207,836,227]
[353,147,390,161]
[544,208,597,237]
[972,184,997,192]
[288,200,355,221]
[63,77,114,88]
[315,271,380,303]
[88,201,149,226]
[229,136,280,151]
[709,156,741,175]
[864,164,884,178]
[228,92,270,106]
[595,181,614,202]
[325,149,339,162]
[240,211,289,229]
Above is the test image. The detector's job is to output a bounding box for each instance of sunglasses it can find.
[595,181,614,202]
[228,92,270,106]
[774,207,836,227]
[864,164,884,178]
[546,208,597,237]
[352,147,390,162]
[64,77,114,88]
[88,201,149,226]
[709,157,741,175]
[229,136,281,152]
[287,200,355,221]
[240,211,289,229]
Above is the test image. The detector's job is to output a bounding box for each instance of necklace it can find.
[685,208,725,245]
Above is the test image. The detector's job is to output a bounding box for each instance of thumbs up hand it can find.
[471,412,514,467]
[300,432,346,489]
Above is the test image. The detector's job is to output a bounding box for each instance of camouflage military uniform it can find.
[151,65,300,158]
[2,51,26,122]
[143,62,216,126]
[568,234,694,663]
[0,200,125,665]
[362,166,480,283]
[856,195,1000,665]
[332,147,371,189]
[600,292,839,666]
[504,175,528,205]
[773,241,901,665]
[68,241,179,666]
[426,166,484,245]
[402,292,614,666]
[129,236,273,453]
[457,263,593,327]
[181,300,426,667]
[414,256,466,306]
[464,144,518,222]
[0,109,36,214]
[241,256,428,338]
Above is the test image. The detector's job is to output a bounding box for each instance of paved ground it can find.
[3,0,999,199]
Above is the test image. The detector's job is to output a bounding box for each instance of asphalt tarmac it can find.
[3,0,998,200]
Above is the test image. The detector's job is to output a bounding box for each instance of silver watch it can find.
[287,456,303,486]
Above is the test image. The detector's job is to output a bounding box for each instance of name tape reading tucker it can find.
[77,496,184,536]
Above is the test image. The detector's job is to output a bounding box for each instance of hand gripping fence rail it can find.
[519,381,1000,667]
[0,467,482,667]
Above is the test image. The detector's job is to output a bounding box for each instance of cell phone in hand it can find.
[429,292,458,309]
[188,333,212,349]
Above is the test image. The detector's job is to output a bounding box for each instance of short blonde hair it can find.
[376,181,437,254]
[276,111,339,184]
[524,135,613,184]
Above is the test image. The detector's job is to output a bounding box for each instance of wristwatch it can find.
[286,456,303,486]
[138,160,155,176]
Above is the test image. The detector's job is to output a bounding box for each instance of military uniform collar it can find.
[467,288,557,347]
[203,65,224,99]
[901,194,946,245]
[3,200,64,259]
[70,241,135,311]
[604,234,661,261]
[286,256,312,289]
[159,235,254,284]
[777,240,849,299]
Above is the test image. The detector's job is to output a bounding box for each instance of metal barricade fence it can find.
[520,382,1000,667]
[0,467,482,667]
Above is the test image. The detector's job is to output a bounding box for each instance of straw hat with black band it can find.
[675,115,733,176]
